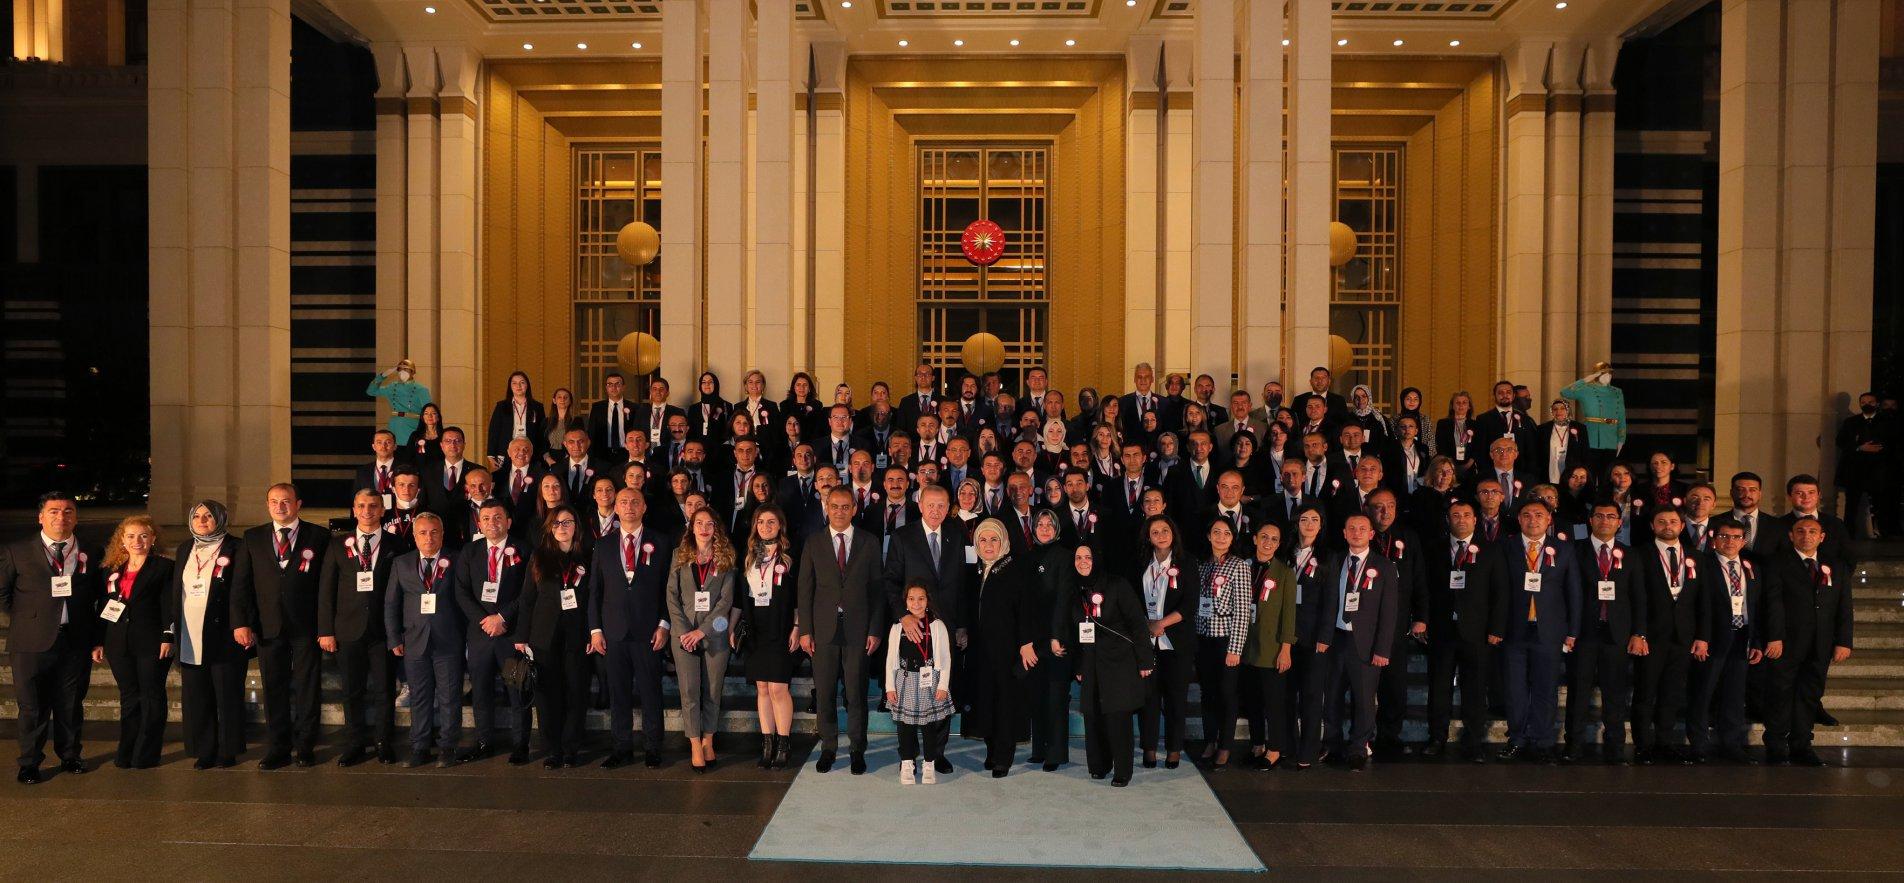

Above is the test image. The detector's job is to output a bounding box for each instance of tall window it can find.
[917,146,1049,393]
[573,147,662,397]
[1331,147,1402,406]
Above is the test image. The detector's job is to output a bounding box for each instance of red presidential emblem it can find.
[961,220,1006,266]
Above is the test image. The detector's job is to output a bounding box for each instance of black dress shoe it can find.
[508,746,532,766]
[602,750,634,769]
[644,751,662,768]
[1111,776,1129,787]
[337,747,366,768]
[1347,752,1368,772]
[1421,741,1445,758]
[1164,755,1180,770]
[293,752,317,768]
[1042,762,1061,772]
[992,768,1008,778]
[377,743,398,765]
[1142,754,1158,769]
[112,758,133,770]
[816,753,836,773]
[1791,749,1826,767]
[1090,770,1108,779]
[259,753,292,771]
[59,758,87,775]
[1720,746,1758,765]
[850,752,867,775]
[1250,755,1271,771]
[1496,744,1524,762]
[404,751,435,769]
[458,742,493,764]
[1817,710,1839,727]
[543,756,563,770]
[564,753,582,768]
[193,758,217,771]
[17,766,41,785]
[934,758,953,775]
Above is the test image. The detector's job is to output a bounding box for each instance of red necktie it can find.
[1598,544,1612,621]
[835,533,848,572]
[623,534,637,571]
[487,546,500,581]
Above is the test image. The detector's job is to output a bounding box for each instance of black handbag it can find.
[732,609,752,653]
[501,655,536,693]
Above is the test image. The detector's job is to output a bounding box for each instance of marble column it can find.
[1714,0,1781,481]
[800,41,846,384]
[148,0,292,523]
[370,44,409,369]
[1541,44,1583,404]
[402,44,440,395]
[1500,40,1551,387]
[1239,0,1283,393]
[753,0,795,385]
[1284,0,1330,377]
[1575,38,1618,374]
[1190,0,1234,386]
[705,0,749,381]
[660,0,705,389]
[434,47,481,428]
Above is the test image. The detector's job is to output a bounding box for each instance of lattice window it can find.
[1331,146,1402,407]
[574,147,662,397]
[917,146,1050,393]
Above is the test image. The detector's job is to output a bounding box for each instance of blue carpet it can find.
[749,734,1265,872]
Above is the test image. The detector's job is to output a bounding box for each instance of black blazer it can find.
[1308,549,1400,661]
[1571,538,1644,645]
[0,535,104,654]
[487,398,548,463]
[1053,574,1155,713]
[882,520,966,630]
[586,525,677,644]
[586,398,638,454]
[163,537,250,666]
[1632,541,1710,647]
[1704,553,1771,649]
[1131,553,1199,652]
[96,555,177,658]
[1428,535,1503,646]
[516,562,591,656]
[1471,407,1532,451]
[453,536,531,643]
[796,526,886,647]
[317,529,412,643]
[687,397,731,442]
[1433,418,1480,474]
[1489,534,1581,647]
[1761,550,1853,658]
[234,521,333,640]
[1371,527,1429,630]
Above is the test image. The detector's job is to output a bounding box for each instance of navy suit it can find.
[1492,535,1580,749]
[1303,549,1399,762]
[1566,538,1643,753]
[587,525,677,751]
[454,537,532,748]
[1690,554,1768,754]
[385,549,467,754]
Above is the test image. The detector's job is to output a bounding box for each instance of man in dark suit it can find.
[317,490,409,766]
[1267,460,1313,537]
[355,429,402,500]
[1367,489,1428,758]
[587,487,676,768]
[1834,392,1894,539]
[587,371,637,459]
[1468,436,1534,511]
[1302,513,1398,770]
[1565,502,1644,763]
[999,473,1039,555]
[421,427,476,516]
[1100,443,1152,541]
[1492,500,1579,763]
[894,363,939,435]
[383,512,466,767]
[1290,399,1337,462]
[1723,471,1779,559]
[1056,471,1104,548]
[1423,500,1502,761]
[949,374,995,438]
[1760,517,1854,766]
[1774,474,1856,571]
[1530,400,1587,485]
[0,493,100,783]
[1631,507,1710,764]
[496,437,545,525]
[233,482,333,769]
[635,377,687,461]
[710,437,764,539]
[1328,458,1387,543]
[868,466,919,561]
[381,467,429,541]
[799,486,887,774]
[1296,431,1347,503]
[553,428,607,502]
[1166,431,1221,519]
[1288,366,1349,427]
[453,498,533,764]
[1119,362,1163,439]
[1690,518,1769,764]
[777,444,821,537]
[1472,380,1533,451]
[1196,470,1259,560]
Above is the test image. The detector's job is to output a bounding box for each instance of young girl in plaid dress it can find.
[884,584,954,784]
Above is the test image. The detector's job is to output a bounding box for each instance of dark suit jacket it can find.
[234,521,333,640]
[162,538,249,665]
[1433,418,1480,472]
[1428,535,1503,645]
[1772,512,1856,573]
[1371,527,1429,630]
[893,392,936,436]
[796,526,886,647]
[0,535,104,654]
[317,529,411,643]
[96,555,176,658]
[736,397,783,438]
[355,461,403,495]
[965,554,1042,668]
[1466,465,1536,510]
[516,565,590,656]
[420,458,477,516]
[1119,392,1168,438]
[1472,407,1533,450]
[1490,534,1581,647]
[1053,574,1154,712]
[1309,549,1399,660]
[1761,550,1853,658]
[1633,541,1710,647]
[1571,538,1643,645]
[586,525,676,644]
[1704,554,1771,650]
[453,536,531,643]
[586,398,638,454]
[496,462,547,517]
[1163,460,1220,521]
[634,403,687,447]
[882,520,966,628]
[1056,503,1105,548]
[383,549,464,656]
[687,398,731,442]
[487,398,548,463]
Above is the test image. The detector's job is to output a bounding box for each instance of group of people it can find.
[0,362,1859,788]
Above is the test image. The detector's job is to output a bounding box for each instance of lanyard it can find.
[1658,545,1682,587]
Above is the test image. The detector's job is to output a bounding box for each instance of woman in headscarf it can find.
[962,518,1042,777]
[1395,387,1428,450]
[1347,384,1391,450]
[164,500,250,769]
[94,514,174,769]
[1050,543,1153,786]
[688,370,731,444]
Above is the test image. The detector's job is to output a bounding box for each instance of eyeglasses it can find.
[552,520,577,528]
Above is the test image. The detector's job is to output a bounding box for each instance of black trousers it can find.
[1246,663,1289,753]
[1082,686,1136,780]
[897,717,950,762]
[605,636,666,751]
[1567,631,1631,748]
[1632,640,1691,752]
[1763,645,1831,755]
[1305,630,1379,762]
[1375,632,1416,748]
[982,654,1026,768]
[532,630,591,756]
[1138,646,1192,754]
[1691,626,1751,753]
[1028,653,1072,763]
[1284,643,1317,752]
[10,630,91,768]
[335,636,395,749]
[104,647,172,766]
[180,659,248,763]
[1194,639,1241,754]
[467,634,532,746]
[1427,635,1490,748]
[257,630,322,756]
[810,639,869,757]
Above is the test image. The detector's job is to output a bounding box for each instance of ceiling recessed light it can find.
[576,42,587,49]
[1392,39,1404,46]
[1281,38,1290,46]
[1010,39,1020,46]
[953,39,964,46]
[1336,38,1348,46]
[632,41,642,49]
[423,5,434,12]
[522,43,533,50]
[1555,1,1567,6]
[1448,39,1461,47]
[898,39,908,47]
[841,0,852,6]
[1065,39,1077,46]
[1127,0,1137,5]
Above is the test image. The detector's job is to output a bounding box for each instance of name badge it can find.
[50,575,72,598]
[100,598,126,622]
[419,593,437,615]
[1078,621,1097,644]
[187,579,209,598]
[560,588,579,611]
[919,665,937,685]
[1198,596,1214,620]
[356,571,376,593]
[1449,571,1467,590]
[381,493,395,511]
[1344,591,1361,613]
[964,546,978,564]
[1730,592,1745,617]
[1597,579,1616,601]
[753,589,772,607]
[694,591,711,613]
[481,581,500,604]
[1523,573,1542,593]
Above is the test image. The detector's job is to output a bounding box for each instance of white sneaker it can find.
[920,760,937,784]
[900,759,916,784]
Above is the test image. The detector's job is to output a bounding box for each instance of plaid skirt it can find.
[889,664,954,725]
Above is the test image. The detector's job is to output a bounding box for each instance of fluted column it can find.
[1190,0,1234,385]
[1501,40,1551,386]
[705,0,749,380]
[753,0,795,385]
[1239,0,1283,393]
[660,0,705,388]
[1576,38,1618,373]
[1284,0,1331,376]
[370,44,409,369]
[1541,44,1583,403]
